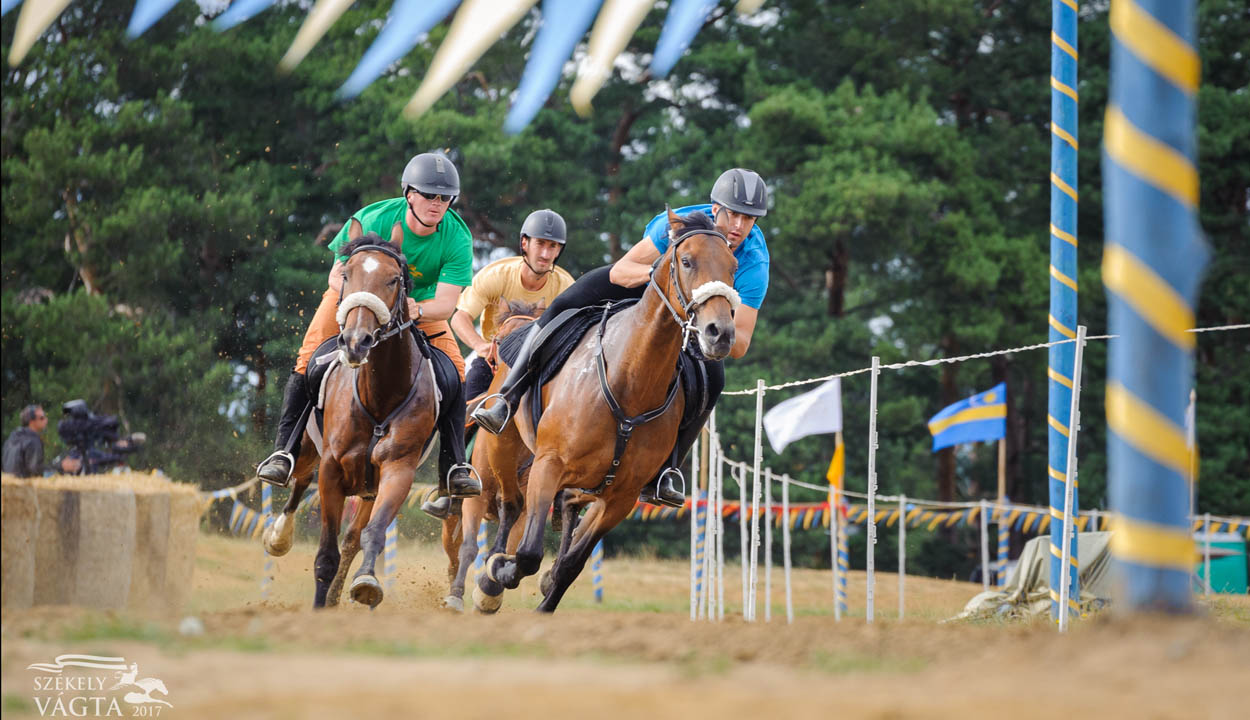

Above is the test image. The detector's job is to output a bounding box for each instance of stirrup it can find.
[256,450,295,488]
[471,392,514,433]
[445,462,482,499]
[653,467,686,508]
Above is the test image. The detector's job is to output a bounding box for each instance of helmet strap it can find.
[406,194,439,230]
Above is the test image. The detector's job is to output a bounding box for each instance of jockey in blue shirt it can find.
[472,168,771,507]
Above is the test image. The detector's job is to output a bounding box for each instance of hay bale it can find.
[1,475,40,608]
[128,490,171,612]
[163,488,202,614]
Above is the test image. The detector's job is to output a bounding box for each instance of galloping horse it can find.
[476,208,738,612]
[439,299,542,612]
[262,221,439,608]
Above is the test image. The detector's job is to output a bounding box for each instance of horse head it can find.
[493,297,544,340]
[335,219,409,368]
[654,207,739,360]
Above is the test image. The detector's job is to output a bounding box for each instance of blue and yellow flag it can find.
[927,383,1006,452]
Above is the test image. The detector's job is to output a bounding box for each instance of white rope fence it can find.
[688,323,1247,625]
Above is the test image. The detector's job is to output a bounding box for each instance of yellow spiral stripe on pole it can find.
[1048,414,1071,438]
[1050,264,1079,292]
[1110,514,1195,572]
[1110,0,1199,95]
[1050,77,1079,103]
[1048,367,1074,390]
[1050,171,1079,201]
[1104,106,1199,209]
[1049,314,1077,339]
[1050,223,1078,248]
[1052,123,1079,150]
[1103,245,1196,349]
[1050,543,1081,568]
[1051,30,1078,60]
[1107,383,1190,475]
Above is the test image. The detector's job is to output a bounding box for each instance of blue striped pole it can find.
[591,540,604,603]
[1048,0,1081,622]
[470,521,488,588]
[383,518,398,593]
[260,484,273,600]
[996,506,1010,587]
[836,520,849,618]
[1103,0,1206,612]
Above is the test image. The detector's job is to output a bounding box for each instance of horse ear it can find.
[348,217,364,241]
[666,204,684,243]
[389,222,405,250]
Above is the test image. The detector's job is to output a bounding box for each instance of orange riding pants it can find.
[294,286,466,380]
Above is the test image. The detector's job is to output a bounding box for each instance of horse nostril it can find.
[705,322,721,340]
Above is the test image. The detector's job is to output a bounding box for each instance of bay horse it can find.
[261,221,439,609]
[439,298,542,612]
[476,208,738,612]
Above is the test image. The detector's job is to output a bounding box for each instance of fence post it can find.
[782,473,794,624]
[831,483,841,621]
[749,378,765,621]
[1058,324,1087,632]
[764,468,773,622]
[690,430,703,621]
[592,539,604,603]
[898,494,906,620]
[1203,512,1211,596]
[866,356,880,623]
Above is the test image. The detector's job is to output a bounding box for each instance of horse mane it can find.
[676,209,716,233]
[500,298,543,323]
[340,232,394,258]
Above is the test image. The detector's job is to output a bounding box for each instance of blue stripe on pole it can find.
[1048,0,1079,622]
[213,0,276,32]
[504,0,603,134]
[649,0,716,78]
[336,0,461,100]
[127,0,181,39]
[1,0,22,18]
[1105,0,1206,613]
[592,539,604,603]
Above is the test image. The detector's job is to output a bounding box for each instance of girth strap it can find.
[586,304,680,496]
[350,364,424,495]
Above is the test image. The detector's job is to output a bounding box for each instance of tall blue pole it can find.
[1103,0,1206,612]
[1048,0,1080,622]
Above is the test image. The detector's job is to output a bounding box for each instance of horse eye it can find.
[680,256,692,269]
[388,277,399,286]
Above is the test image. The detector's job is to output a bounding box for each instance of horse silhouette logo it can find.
[110,662,173,707]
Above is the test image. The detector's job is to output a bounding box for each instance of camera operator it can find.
[54,399,145,475]
[3,404,47,477]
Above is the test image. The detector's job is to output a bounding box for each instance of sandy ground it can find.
[3,534,1248,719]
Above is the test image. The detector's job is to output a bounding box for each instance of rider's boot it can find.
[434,355,482,500]
[255,372,311,487]
[471,325,539,435]
[639,468,686,508]
[421,493,455,520]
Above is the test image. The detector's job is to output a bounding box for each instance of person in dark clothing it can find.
[3,404,47,477]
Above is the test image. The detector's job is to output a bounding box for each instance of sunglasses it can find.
[415,190,455,203]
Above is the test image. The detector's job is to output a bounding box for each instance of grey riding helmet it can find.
[519,208,567,245]
[401,153,460,200]
[709,168,768,217]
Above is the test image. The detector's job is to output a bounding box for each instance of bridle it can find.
[649,227,742,351]
[335,243,415,350]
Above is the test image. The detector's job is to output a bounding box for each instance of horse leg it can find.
[327,498,372,606]
[445,498,483,612]
[312,463,345,609]
[442,510,463,582]
[264,443,318,557]
[486,469,558,591]
[536,499,629,613]
[349,468,412,608]
[540,492,583,598]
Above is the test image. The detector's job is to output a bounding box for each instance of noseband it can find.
[650,227,742,350]
[335,244,414,346]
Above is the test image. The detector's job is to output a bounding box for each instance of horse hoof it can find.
[349,575,384,608]
[539,569,554,598]
[442,595,465,613]
[485,553,514,584]
[472,585,503,614]
[262,515,293,557]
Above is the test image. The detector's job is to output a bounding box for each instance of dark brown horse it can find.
[475,208,738,612]
[262,220,439,609]
[439,298,542,612]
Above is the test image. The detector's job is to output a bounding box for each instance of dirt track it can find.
[3,535,1247,719]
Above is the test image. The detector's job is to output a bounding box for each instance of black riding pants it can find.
[427,341,468,483]
[464,355,495,401]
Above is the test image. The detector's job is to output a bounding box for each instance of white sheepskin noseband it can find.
[336,291,392,327]
[690,281,741,311]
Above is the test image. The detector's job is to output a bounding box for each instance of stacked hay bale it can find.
[1,472,201,614]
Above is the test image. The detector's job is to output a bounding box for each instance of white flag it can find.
[763,378,842,454]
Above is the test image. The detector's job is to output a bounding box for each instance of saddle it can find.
[496,301,710,440]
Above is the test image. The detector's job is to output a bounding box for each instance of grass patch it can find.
[342,638,540,660]
[59,615,173,647]
[807,650,928,675]
[3,695,33,714]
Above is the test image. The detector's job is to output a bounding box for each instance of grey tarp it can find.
[952,531,1113,620]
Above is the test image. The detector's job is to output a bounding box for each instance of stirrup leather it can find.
[257,450,295,488]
